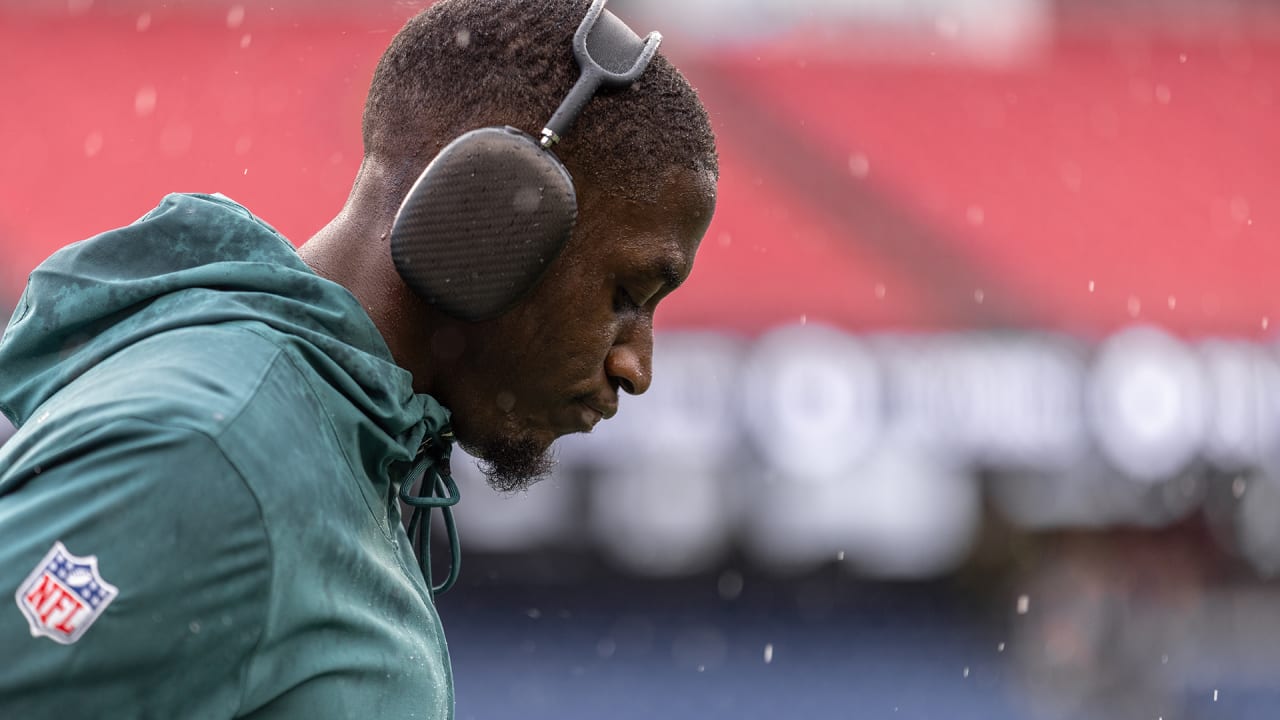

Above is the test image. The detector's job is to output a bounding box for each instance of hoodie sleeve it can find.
[0,416,270,718]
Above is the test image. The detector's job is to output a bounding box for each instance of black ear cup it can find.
[390,127,578,323]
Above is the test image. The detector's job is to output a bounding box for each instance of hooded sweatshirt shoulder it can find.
[0,194,454,719]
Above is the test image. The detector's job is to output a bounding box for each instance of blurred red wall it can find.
[1,3,1277,338]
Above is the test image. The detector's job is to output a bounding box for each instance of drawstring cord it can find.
[398,427,461,597]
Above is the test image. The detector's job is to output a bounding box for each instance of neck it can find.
[298,158,441,394]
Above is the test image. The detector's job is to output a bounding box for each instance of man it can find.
[0,0,717,716]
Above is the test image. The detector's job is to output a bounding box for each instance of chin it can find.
[455,428,556,494]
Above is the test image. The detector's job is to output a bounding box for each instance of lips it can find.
[581,396,618,420]
[568,394,618,433]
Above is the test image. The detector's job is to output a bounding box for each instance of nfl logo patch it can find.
[15,541,118,644]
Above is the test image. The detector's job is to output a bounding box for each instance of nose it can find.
[604,325,653,396]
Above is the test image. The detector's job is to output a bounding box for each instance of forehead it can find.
[577,167,717,274]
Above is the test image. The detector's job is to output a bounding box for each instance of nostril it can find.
[616,377,635,395]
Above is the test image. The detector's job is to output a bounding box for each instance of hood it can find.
[0,193,444,467]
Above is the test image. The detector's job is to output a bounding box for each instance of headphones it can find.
[389,0,662,323]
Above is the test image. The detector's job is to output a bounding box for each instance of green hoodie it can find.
[0,194,454,718]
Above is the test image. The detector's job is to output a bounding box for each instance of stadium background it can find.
[2,0,1279,717]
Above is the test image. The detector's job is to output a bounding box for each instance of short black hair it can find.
[362,0,718,203]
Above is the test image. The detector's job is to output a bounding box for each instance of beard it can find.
[466,432,556,493]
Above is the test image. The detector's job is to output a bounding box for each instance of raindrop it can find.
[962,666,970,678]
[136,12,151,32]
[1214,689,1219,702]
[1264,317,1270,330]
[84,131,104,158]
[189,621,201,634]
[496,392,516,413]
[1233,476,1247,498]
[847,153,870,179]
[241,34,253,49]
[596,638,616,658]
[799,314,807,326]
[1088,280,1096,293]
[1168,296,1177,310]
[526,608,541,619]
[1179,53,1188,63]
[836,550,845,561]
[966,205,985,226]
[874,283,886,300]
[1161,654,1169,664]
[997,642,1005,652]
[717,233,732,247]
[243,168,249,176]
[974,289,985,304]
[227,5,246,29]
[1059,162,1083,192]
[455,29,471,48]
[934,15,960,39]
[763,643,773,664]
[134,86,157,117]
[716,570,743,600]
[1016,594,1030,614]
[1230,197,1251,223]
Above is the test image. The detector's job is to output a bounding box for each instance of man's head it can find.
[315,0,718,491]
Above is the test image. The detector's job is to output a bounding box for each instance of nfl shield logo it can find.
[15,541,118,644]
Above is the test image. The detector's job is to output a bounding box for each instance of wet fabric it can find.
[0,193,454,718]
